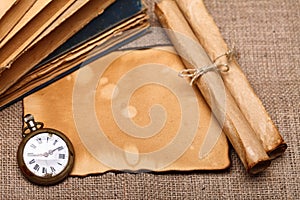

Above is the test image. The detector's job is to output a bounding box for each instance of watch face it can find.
[18,129,74,185]
[23,132,70,177]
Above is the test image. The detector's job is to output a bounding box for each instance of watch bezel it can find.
[17,128,75,186]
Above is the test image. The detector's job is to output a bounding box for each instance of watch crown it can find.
[24,114,34,122]
[23,114,43,133]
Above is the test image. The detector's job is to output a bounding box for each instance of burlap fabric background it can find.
[0,0,299,199]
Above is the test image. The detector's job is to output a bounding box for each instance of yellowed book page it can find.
[0,0,18,20]
[0,0,36,43]
[0,0,52,48]
[29,0,91,48]
[0,0,76,69]
[0,14,148,108]
[0,0,115,95]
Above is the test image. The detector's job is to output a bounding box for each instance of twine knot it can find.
[178,49,235,85]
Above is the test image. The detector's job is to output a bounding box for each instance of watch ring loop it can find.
[22,122,44,136]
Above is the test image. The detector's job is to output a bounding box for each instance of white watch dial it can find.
[22,132,70,177]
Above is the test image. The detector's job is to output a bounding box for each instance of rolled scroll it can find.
[175,0,287,159]
[155,0,271,174]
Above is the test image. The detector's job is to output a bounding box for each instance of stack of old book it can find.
[0,0,149,109]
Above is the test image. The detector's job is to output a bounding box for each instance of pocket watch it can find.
[17,114,75,186]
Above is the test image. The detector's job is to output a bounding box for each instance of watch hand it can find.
[27,152,50,157]
[48,146,62,155]
[27,153,44,157]
[27,146,62,158]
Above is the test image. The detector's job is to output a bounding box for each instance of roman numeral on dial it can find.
[29,159,35,164]
[36,138,42,144]
[50,166,56,172]
[59,154,65,159]
[34,164,40,171]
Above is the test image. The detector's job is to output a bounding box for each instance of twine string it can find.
[178,49,235,85]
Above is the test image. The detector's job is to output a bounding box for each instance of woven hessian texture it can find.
[0,0,299,199]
